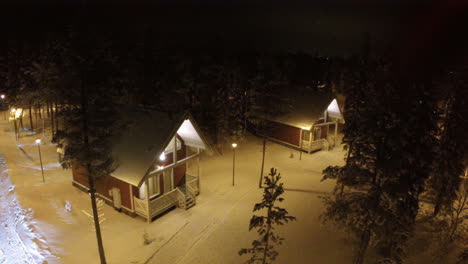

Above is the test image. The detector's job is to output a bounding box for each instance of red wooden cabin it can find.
[256,93,345,153]
[72,110,212,222]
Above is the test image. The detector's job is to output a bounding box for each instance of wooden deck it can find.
[133,174,200,221]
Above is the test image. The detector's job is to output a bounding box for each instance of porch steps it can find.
[178,185,196,210]
[185,196,196,209]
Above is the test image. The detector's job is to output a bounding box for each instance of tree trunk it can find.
[259,137,266,188]
[50,102,55,136]
[354,228,371,264]
[54,101,59,131]
[19,114,24,131]
[28,103,34,132]
[81,71,107,264]
[433,202,441,217]
[262,206,273,264]
[38,104,42,120]
[34,105,38,125]
[46,102,50,118]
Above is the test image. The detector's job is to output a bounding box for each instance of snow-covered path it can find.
[0,157,37,264]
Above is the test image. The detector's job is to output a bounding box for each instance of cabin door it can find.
[163,170,173,194]
[111,187,122,210]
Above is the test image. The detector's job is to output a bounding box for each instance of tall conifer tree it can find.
[321,61,437,264]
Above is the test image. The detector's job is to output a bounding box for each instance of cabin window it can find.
[313,127,321,141]
[148,174,161,198]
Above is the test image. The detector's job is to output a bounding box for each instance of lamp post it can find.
[11,108,18,141]
[1,94,5,120]
[36,139,45,183]
[232,143,237,186]
[299,126,310,160]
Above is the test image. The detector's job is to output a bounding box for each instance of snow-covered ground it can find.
[0,113,453,264]
[0,156,48,264]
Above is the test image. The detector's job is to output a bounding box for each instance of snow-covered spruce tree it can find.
[426,70,468,217]
[430,178,468,262]
[321,61,437,264]
[239,168,296,264]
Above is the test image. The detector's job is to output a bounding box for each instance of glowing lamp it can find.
[14,108,22,119]
[231,143,237,148]
[159,152,166,161]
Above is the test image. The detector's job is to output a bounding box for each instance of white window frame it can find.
[148,174,161,198]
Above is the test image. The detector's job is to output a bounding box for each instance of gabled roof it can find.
[110,109,211,187]
[274,92,344,128]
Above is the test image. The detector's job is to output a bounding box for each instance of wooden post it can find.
[173,136,177,188]
[334,120,338,147]
[232,147,236,186]
[299,129,303,160]
[197,147,200,192]
[129,185,134,212]
[145,178,151,223]
[259,137,266,188]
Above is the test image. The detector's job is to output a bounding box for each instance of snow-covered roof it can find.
[274,92,344,129]
[110,109,210,187]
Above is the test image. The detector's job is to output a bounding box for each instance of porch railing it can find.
[186,174,200,195]
[175,188,187,208]
[133,189,179,219]
[134,198,147,217]
[149,189,178,218]
[186,184,196,201]
[310,139,329,152]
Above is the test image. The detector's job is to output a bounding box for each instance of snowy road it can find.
[0,157,37,264]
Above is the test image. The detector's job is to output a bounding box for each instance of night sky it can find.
[1,0,467,62]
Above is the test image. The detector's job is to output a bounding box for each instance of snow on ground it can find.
[0,157,47,264]
[0,113,449,264]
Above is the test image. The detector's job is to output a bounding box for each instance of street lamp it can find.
[232,143,237,186]
[36,139,45,183]
[0,94,5,120]
[11,108,18,141]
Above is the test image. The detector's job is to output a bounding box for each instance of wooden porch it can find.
[133,174,200,221]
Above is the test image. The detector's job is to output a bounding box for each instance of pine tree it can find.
[321,61,438,264]
[426,70,468,217]
[239,168,296,264]
[54,24,123,264]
